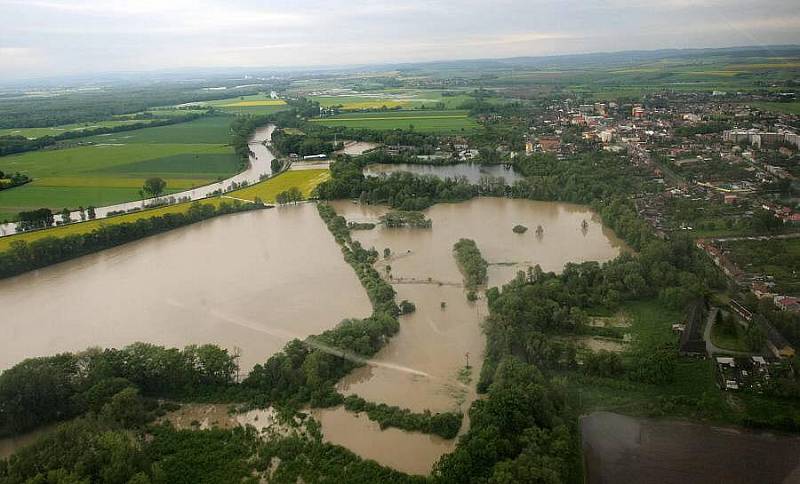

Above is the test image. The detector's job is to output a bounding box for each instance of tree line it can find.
[453,239,488,292]
[0,200,264,279]
[0,342,241,437]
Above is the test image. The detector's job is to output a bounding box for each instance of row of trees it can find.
[0,200,263,279]
[453,239,488,291]
[342,395,462,439]
[0,342,241,437]
[0,172,30,190]
[275,187,303,205]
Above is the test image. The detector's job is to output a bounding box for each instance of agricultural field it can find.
[0,168,330,251]
[231,168,329,202]
[307,88,481,111]
[751,102,800,115]
[0,115,241,220]
[308,109,477,133]
[0,119,161,140]
[203,94,289,114]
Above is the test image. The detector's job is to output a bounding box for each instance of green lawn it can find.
[710,318,749,352]
[0,115,241,216]
[308,110,477,133]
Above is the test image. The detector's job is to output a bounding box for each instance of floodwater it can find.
[164,403,277,433]
[0,426,53,459]
[582,412,800,484]
[364,163,524,185]
[0,204,372,371]
[313,197,627,474]
[336,141,381,156]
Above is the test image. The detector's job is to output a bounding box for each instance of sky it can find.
[1,0,799,79]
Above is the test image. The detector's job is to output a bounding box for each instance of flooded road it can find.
[582,412,800,484]
[364,163,524,185]
[0,204,372,371]
[314,197,627,474]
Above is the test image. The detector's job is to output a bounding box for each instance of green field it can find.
[309,89,476,111]
[751,102,800,115]
[309,110,477,133]
[203,94,290,114]
[0,115,241,219]
[0,169,330,251]
[0,120,163,140]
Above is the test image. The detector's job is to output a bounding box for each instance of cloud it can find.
[0,0,798,79]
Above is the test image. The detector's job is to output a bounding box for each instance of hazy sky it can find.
[1,0,799,79]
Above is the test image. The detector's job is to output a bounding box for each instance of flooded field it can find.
[364,162,524,185]
[313,197,627,474]
[163,403,277,432]
[0,426,53,459]
[0,196,627,472]
[582,412,800,484]
[0,204,372,371]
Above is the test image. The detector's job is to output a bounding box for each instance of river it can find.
[364,163,524,185]
[0,125,277,236]
[0,204,372,371]
[582,411,800,484]
[313,197,627,474]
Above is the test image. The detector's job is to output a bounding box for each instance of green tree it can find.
[100,387,147,428]
[142,177,167,199]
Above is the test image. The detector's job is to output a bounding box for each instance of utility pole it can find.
[465,352,471,369]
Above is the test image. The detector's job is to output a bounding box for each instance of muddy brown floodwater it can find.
[0,204,372,371]
[313,198,627,475]
[582,411,800,484]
